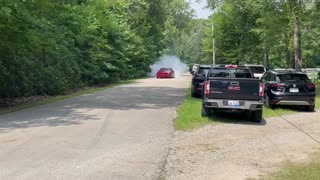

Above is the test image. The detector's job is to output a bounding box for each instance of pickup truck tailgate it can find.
[207,78,261,101]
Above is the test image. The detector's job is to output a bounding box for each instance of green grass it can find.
[263,107,296,119]
[175,84,320,130]
[265,155,320,180]
[175,90,212,130]
[0,79,137,115]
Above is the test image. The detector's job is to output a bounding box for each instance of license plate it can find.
[228,100,240,106]
[290,88,299,93]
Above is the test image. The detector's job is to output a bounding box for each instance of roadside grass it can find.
[265,154,320,180]
[175,88,254,130]
[263,107,296,119]
[0,79,138,115]
[175,84,320,130]
[175,90,211,130]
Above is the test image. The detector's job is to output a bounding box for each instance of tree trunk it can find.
[264,50,269,70]
[290,0,302,71]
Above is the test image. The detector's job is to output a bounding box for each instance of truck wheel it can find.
[191,86,197,98]
[201,104,210,117]
[306,105,315,112]
[251,110,262,123]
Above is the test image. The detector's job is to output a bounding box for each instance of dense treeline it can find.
[0,0,193,98]
[5,0,318,99]
[200,0,320,69]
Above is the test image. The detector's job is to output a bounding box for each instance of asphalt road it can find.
[0,76,190,180]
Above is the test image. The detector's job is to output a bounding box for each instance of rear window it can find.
[248,66,265,74]
[198,67,210,75]
[277,74,310,83]
[160,68,172,71]
[208,68,252,78]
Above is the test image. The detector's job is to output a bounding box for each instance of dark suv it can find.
[191,65,211,97]
[261,70,316,111]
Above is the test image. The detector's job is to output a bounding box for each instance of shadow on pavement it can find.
[0,86,187,133]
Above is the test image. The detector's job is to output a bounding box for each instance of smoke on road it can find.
[149,55,189,77]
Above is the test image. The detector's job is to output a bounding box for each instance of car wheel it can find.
[265,95,275,109]
[251,110,262,123]
[201,104,210,117]
[306,105,315,112]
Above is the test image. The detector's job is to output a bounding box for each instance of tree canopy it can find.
[1,0,319,98]
[201,0,320,69]
[0,0,194,98]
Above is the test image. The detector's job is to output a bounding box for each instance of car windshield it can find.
[208,68,252,78]
[160,68,172,71]
[277,74,310,83]
[198,68,210,75]
[249,66,265,74]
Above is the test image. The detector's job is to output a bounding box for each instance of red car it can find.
[156,68,175,78]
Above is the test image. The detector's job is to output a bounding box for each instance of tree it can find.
[0,0,191,98]
[202,0,320,69]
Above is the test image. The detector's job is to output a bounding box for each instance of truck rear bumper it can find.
[203,99,263,111]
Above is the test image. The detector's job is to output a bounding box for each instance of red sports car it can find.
[156,68,175,78]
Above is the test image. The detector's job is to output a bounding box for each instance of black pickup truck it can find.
[201,65,265,122]
[191,65,211,97]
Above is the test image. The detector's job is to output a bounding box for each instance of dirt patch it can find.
[164,111,320,180]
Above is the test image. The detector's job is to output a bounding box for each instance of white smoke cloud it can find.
[149,55,189,77]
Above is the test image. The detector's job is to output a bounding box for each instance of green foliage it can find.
[0,0,176,98]
[162,0,205,66]
[202,0,320,68]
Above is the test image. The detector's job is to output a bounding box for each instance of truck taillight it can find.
[205,81,210,95]
[225,64,238,68]
[259,83,265,97]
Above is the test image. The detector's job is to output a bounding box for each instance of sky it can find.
[188,0,213,19]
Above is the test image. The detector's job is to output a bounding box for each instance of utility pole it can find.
[212,25,216,65]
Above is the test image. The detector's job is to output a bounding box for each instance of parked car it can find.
[156,68,175,78]
[202,65,264,122]
[244,64,266,79]
[191,65,211,97]
[261,70,316,111]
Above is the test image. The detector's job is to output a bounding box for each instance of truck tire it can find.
[191,86,197,98]
[306,105,315,112]
[201,104,210,117]
[251,110,262,123]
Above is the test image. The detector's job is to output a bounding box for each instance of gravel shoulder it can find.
[164,110,320,180]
